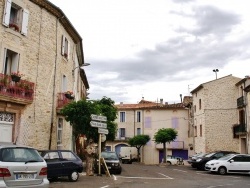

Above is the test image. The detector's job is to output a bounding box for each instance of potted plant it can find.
[64,53,68,59]
[9,23,19,31]
[65,91,74,99]
[11,71,24,82]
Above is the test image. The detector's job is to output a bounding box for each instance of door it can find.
[0,123,13,142]
[172,149,188,160]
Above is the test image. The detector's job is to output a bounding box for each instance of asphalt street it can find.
[49,162,250,188]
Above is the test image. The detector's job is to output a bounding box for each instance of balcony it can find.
[237,96,245,108]
[0,74,34,104]
[57,92,74,110]
[233,124,247,136]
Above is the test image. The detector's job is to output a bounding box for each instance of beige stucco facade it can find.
[0,0,89,150]
[106,99,190,165]
[191,75,241,153]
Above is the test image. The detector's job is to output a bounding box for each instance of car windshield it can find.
[204,152,215,158]
[1,147,43,162]
[101,152,119,160]
[217,154,235,160]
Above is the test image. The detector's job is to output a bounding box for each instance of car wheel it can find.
[167,161,171,165]
[218,167,227,175]
[68,171,79,182]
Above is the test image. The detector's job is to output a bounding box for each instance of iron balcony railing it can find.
[237,96,244,108]
[0,73,34,103]
[233,124,247,135]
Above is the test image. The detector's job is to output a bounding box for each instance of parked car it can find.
[187,153,207,168]
[94,151,122,174]
[191,151,238,170]
[166,155,178,165]
[39,150,83,182]
[205,154,250,175]
[0,142,49,188]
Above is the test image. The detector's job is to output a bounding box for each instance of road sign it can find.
[90,121,107,129]
[98,128,109,134]
[91,114,107,122]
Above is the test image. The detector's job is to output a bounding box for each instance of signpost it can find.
[90,114,109,176]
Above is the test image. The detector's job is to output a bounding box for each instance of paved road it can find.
[49,163,250,188]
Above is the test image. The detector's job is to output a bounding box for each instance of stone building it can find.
[106,98,190,164]
[190,75,241,153]
[235,76,250,154]
[0,0,89,150]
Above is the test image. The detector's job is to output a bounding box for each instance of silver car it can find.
[0,142,49,188]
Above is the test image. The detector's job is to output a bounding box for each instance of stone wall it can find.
[0,0,84,150]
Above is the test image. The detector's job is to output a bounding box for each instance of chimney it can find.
[160,99,163,104]
[180,94,183,103]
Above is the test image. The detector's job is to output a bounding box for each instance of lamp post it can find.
[72,63,90,75]
[213,69,219,79]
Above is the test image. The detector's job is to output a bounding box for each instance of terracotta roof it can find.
[116,99,186,110]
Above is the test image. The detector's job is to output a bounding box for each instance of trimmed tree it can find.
[60,97,118,175]
[154,128,178,163]
[128,135,150,162]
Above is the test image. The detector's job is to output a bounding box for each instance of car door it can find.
[227,155,244,173]
[43,151,63,177]
[59,151,78,176]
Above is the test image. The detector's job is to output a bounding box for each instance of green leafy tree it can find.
[128,135,150,162]
[154,128,178,163]
[60,97,118,144]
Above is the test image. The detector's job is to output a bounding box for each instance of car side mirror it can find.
[229,159,234,163]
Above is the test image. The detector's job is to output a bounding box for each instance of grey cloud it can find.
[177,6,241,37]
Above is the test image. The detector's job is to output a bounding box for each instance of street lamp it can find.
[213,69,219,79]
[72,63,90,75]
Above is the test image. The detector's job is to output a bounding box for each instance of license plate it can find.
[16,174,34,179]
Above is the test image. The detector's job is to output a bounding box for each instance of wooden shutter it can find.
[21,9,29,36]
[67,40,70,60]
[2,0,12,26]
[61,35,65,55]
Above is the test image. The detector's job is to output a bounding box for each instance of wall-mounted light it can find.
[72,63,90,75]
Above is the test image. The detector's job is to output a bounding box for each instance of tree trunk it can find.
[163,142,166,163]
[84,139,95,176]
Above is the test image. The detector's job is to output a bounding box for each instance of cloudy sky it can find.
[49,0,250,104]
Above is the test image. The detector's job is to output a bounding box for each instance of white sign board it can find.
[91,114,107,122]
[98,128,109,134]
[90,121,107,129]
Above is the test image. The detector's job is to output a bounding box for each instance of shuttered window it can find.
[2,0,29,36]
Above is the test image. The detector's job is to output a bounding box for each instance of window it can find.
[137,128,141,135]
[61,151,76,160]
[120,128,125,137]
[120,112,125,122]
[3,48,19,75]
[57,118,63,145]
[3,0,29,35]
[136,111,141,122]
[61,35,70,60]
[62,75,67,92]
[199,99,201,109]
[200,124,202,137]
[194,126,197,137]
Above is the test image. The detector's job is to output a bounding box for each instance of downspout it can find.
[134,110,136,136]
[244,82,249,154]
[49,16,62,149]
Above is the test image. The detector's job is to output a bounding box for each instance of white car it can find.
[166,156,178,165]
[0,142,49,187]
[205,153,250,175]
